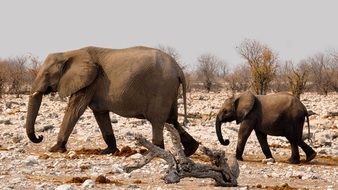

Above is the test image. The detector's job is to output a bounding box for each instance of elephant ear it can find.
[58,50,97,98]
[234,91,256,124]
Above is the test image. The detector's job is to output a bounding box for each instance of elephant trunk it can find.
[25,91,44,143]
[215,117,230,146]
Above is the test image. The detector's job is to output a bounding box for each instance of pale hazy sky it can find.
[1,0,337,69]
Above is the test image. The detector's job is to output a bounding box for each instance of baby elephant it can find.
[215,91,316,164]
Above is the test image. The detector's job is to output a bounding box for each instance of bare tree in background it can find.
[307,53,337,95]
[157,45,185,69]
[283,60,308,98]
[328,50,338,92]
[218,61,229,79]
[225,64,250,94]
[196,53,223,92]
[237,39,278,95]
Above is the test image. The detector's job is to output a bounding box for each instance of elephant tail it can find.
[306,113,312,144]
[178,70,188,127]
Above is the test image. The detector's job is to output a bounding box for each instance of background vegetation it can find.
[1,40,337,99]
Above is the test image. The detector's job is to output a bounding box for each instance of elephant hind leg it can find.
[255,130,273,159]
[299,140,316,162]
[285,136,300,164]
[93,111,119,154]
[166,103,199,157]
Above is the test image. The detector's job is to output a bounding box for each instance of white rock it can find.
[55,184,75,190]
[24,155,39,166]
[240,164,247,169]
[262,158,275,164]
[35,183,51,190]
[81,179,95,189]
[67,151,77,159]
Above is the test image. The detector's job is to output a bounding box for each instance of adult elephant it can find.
[25,46,199,156]
[215,91,316,164]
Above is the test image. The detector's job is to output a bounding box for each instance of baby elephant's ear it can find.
[58,49,97,98]
[234,91,255,124]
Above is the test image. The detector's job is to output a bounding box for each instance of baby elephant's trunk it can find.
[215,117,230,146]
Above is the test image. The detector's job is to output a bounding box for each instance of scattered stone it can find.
[55,184,75,190]
[66,151,79,159]
[24,156,39,166]
[81,179,95,189]
[262,158,275,164]
[111,118,118,123]
[110,164,124,174]
[95,175,109,183]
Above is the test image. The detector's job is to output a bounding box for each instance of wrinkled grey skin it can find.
[25,46,199,156]
[215,91,316,164]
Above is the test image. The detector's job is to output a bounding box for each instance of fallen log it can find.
[124,124,239,187]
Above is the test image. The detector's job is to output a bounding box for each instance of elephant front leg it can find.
[255,130,273,160]
[93,111,119,154]
[236,122,254,161]
[49,91,92,153]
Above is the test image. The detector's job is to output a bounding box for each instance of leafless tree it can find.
[306,53,337,95]
[282,60,308,98]
[328,50,338,92]
[157,45,185,69]
[196,53,222,92]
[237,39,278,95]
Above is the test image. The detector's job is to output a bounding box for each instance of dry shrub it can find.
[225,64,250,93]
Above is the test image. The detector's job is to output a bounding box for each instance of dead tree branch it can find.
[124,124,239,187]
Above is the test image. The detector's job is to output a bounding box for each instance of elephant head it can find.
[215,91,255,146]
[25,49,98,143]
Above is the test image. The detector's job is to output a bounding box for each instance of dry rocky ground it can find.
[0,90,337,190]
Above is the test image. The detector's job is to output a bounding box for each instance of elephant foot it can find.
[180,133,199,157]
[49,144,67,153]
[236,155,243,161]
[287,158,300,164]
[306,151,317,162]
[100,147,119,155]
